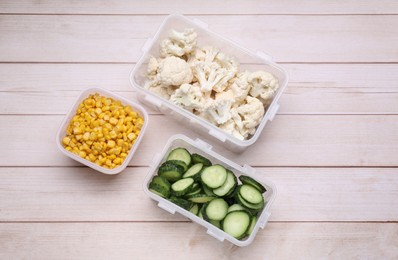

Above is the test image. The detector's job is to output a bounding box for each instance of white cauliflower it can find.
[192,61,234,93]
[219,119,245,140]
[144,80,174,100]
[169,83,204,112]
[248,71,279,105]
[188,46,220,64]
[160,28,197,58]
[158,56,193,86]
[230,96,265,139]
[227,71,251,102]
[147,56,159,80]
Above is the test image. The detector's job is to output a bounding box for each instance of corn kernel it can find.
[113,158,122,165]
[65,146,72,151]
[62,137,71,145]
[109,117,118,125]
[107,140,115,148]
[79,151,87,158]
[127,133,136,141]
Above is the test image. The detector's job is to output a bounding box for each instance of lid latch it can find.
[206,228,225,242]
[194,138,213,150]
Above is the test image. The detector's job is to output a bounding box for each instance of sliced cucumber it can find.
[202,184,216,196]
[222,210,251,239]
[182,163,203,180]
[150,176,171,190]
[239,175,267,193]
[187,194,216,203]
[184,183,202,197]
[171,178,194,196]
[148,176,171,198]
[227,204,246,213]
[167,160,188,172]
[158,162,184,183]
[200,165,227,189]
[236,192,265,211]
[205,198,229,221]
[213,170,237,197]
[169,196,193,211]
[189,203,200,215]
[239,184,264,204]
[149,186,169,198]
[167,148,191,166]
[192,153,212,166]
[246,216,257,236]
[209,219,221,229]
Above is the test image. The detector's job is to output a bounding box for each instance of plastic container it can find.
[144,134,276,247]
[130,14,289,153]
[56,87,149,175]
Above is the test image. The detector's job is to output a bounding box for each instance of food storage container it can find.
[144,134,276,247]
[56,87,149,175]
[130,14,288,152]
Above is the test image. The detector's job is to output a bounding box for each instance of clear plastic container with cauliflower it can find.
[130,14,288,152]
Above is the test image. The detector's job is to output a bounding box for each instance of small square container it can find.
[144,134,276,247]
[130,14,289,152]
[56,87,149,175]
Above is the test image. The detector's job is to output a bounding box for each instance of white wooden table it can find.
[1,1,398,259]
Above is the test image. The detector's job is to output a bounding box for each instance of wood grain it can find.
[1,223,397,259]
[1,15,397,62]
[0,115,397,167]
[1,0,398,14]
[1,167,397,222]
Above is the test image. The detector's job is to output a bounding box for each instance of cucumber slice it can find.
[182,163,203,180]
[236,192,265,211]
[239,184,264,204]
[246,216,257,236]
[158,162,184,183]
[205,198,229,221]
[202,184,215,196]
[150,176,171,190]
[213,171,237,197]
[169,196,193,211]
[167,160,188,172]
[171,178,194,196]
[192,153,212,166]
[149,182,170,198]
[187,194,216,203]
[189,203,200,215]
[227,204,246,213]
[184,183,202,197]
[167,148,191,166]
[198,204,206,219]
[239,175,267,193]
[222,210,251,239]
[209,219,221,229]
[200,165,227,189]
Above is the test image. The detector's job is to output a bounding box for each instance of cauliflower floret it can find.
[230,96,265,138]
[144,80,174,100]
[188,46,220,64]
[227,71,251,102]
[219,119,245,140]
[160,28,197,58]
[192,61,234,93]
[147,56,159,80]
[158,56,193,86]
[169,83,204,112]
[205,98,233,125]
[248,71,279,105]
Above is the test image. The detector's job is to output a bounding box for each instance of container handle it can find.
[144,95,163,109]
[206,228,225,242]
[158,201,176,214]
[208,129,227,142]
[259,212,271,229]
[194,138,213,150]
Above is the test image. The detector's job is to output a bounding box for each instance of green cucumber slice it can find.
[213,170,237,197]
[192,153,212,166]
[239,175,267,193]
[239,184,264,204]
[187,194,216,203]
[205,198,229,221]
[222,210,251,239]
[171,178,194,196]
[158,162,184,183]
[167,148,191,166]
[200,165,227,189]
[182,163,203,180]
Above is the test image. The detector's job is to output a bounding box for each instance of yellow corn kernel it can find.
[108,154,116,160]
[105,159,112,167]
[62,137,71,145]
[75,134,83,140]
[120,152,127,158]
[93,142,102,151]
[113,158,122,165]
[82,132,90,141]
[127,133,136,141]
[107,140,115,148]
[78,151,87,158]
[88,154,96,162]
[73,127,82,134]
[89,132,97,141]
[65,146,72,151]
[109,117,118,125]
[109,130,117,139]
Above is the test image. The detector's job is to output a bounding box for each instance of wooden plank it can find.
[1,0,397,15]
[0,167,397,222]
[1,15,398,62]
[1,64,397,115]
[0,114,397,167]
[0,223,397,259]
[2,63,398,92]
